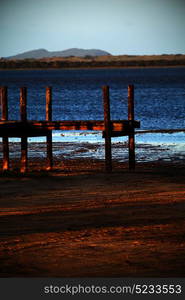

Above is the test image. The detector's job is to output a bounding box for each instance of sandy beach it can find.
[0,141,185,278]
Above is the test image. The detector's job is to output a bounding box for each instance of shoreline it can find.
[1,138,185,172]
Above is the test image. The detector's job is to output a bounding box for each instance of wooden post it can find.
[46,87,53,170]
[128,85,135,170]
[1,87,10,171]
[103,85,112,172]
[20,87,28,173]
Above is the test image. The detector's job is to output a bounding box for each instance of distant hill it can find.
[6,48,111,59]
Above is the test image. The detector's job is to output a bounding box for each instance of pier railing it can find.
[0,85,140,173]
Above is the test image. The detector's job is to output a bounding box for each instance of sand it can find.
[0,153,185,277]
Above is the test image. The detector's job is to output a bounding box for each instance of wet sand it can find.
[0,148,185,277]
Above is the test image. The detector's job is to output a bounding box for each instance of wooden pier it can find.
[0,85,140,173]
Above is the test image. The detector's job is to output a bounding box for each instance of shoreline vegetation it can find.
[1,54,185,69]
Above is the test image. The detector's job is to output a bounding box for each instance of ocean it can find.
[0,67,185,162]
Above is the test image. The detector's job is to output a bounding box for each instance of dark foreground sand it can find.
[0,155,185,277]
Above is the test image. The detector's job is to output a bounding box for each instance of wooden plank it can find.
[21,136,28,173]
[2,137,9,170]
[20,87,27,122]
[46,87,52,121]
[0,86,10,171]
[0,128,49,137]
[102,130,130,138]
[0,120,140,136]
[46,87,53,170]
[103,86,112,172]
[20,87,28,173]
[1,87,8,120]
[128,85,135,170]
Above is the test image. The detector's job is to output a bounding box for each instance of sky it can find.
[0,0,185,57]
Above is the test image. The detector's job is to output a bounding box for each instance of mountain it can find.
[6,48,111,59]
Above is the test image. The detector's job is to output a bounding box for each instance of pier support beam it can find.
[128,85,135,170]
[20,87,28,173]
[46,87,53,170]
[103,85,112,172]
[1,87,10,171]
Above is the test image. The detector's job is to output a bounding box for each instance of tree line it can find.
[1,58,185,69]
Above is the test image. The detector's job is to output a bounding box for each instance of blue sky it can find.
[1,0,185,57]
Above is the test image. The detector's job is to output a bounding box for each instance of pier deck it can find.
[0,120,140,137]
[0,85,140,173]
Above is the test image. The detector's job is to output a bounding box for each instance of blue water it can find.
[0,68,185,162]
[0,68,185,129]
